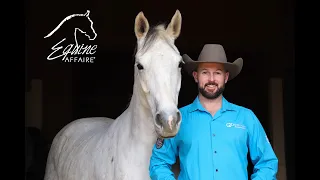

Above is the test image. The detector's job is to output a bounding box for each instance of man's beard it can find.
[198,82,225,100]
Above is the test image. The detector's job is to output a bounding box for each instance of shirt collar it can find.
[188,95,235,113]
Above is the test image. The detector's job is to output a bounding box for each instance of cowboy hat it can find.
[182,44,243,81]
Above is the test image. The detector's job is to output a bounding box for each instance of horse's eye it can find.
[178,61,184,68]
[137,63,144,70]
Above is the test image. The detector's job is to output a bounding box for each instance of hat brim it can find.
[182,54,243,81]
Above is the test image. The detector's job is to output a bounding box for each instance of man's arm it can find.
[149,137,178,180]
[247,110,278,180]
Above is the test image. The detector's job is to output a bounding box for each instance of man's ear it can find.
[192,71,198,83]
[225,72,229,83]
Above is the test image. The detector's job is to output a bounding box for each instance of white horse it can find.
[44,10,183,180]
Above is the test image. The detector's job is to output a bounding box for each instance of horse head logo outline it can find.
[44,10,97,42]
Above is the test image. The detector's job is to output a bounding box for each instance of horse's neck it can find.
[109,81,156,178]
[116,81,157,165]
[127,82,157,146]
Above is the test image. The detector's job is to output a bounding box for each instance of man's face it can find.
[192,62,229,100]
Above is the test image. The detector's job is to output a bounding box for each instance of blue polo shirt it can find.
[149,96,278,180]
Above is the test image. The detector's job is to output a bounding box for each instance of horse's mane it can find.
[133,24,176,59]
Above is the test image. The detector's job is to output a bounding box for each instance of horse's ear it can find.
[84,10,90,17]
[134,12,149,39]
[166,10,182,40]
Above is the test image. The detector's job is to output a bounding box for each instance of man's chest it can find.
[175,112,248,152]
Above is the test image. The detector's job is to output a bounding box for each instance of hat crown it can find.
[198,44,227,63]
[181,43,243,81]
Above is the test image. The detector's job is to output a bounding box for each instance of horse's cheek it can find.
[140,79,149,94]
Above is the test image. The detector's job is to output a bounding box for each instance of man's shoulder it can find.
[178,103,193,113]
[228,101,254,115]
[228,101,260,126]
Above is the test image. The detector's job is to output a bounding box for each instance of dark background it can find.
[25,0,295,179]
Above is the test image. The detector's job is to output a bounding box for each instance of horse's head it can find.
[134,10,183,138]
[77,10,97,40]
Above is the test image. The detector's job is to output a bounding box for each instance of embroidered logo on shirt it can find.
[226,123,246,129]
[156,138,164,149]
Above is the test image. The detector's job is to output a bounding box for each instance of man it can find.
[149,44,278,180]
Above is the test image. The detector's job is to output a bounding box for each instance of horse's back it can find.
[44,117,115,180]
[57,117,114,137]
[51,117,115,147]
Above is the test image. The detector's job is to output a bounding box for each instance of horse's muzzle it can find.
[155,110,181,137]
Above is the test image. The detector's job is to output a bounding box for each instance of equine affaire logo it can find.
[44,10,98,63]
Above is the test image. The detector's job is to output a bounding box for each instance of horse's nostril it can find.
[176,111,181,124]
[155,113,162,127]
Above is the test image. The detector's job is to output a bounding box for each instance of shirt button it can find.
[212,134,216,136]
[214,151,217,153]
[216,169,218,172]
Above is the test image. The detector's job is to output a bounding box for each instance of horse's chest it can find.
[112,158,149,180]
[113,171,149,180]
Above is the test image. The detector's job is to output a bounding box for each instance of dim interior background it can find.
[25,0,295,179]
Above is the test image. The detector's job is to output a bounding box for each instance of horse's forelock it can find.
[134,24,177,57]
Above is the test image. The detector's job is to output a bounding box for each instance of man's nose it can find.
[208,73,215,81]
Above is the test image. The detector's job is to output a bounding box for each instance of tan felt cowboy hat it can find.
[182,44,243,81]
